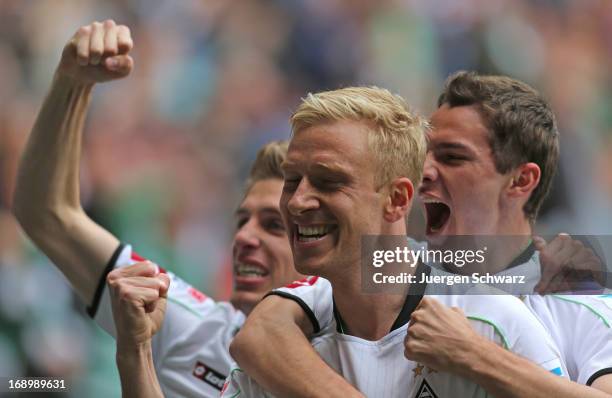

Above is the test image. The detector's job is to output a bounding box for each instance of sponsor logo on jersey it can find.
[285,276,319,289]
[193,361,226,391]
[414,379,438,398]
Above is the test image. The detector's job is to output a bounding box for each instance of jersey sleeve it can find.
[220,363,275,398]
[499,296,568,377]
[460,294,568,378]
[265,276,333,335]
[555,295,612,385]
[88,243,219,361]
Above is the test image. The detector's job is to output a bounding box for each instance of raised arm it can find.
[12,20,133,305]
[229,295,364,398]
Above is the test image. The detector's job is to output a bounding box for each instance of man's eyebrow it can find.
[312,162,348,174]
[234,208,249,217]
[281,161,349,175]
[235,207,280,216]
[258,207,282,215]
[430,141,472,151]
[280,161,295,172]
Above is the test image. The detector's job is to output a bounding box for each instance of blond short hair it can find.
[245,140,289,192]
[290,86,427,188]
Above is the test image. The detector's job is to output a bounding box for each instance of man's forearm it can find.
[230,298,363,398]
[463,339,610,398]
[12,73,119,304]
[116,341,164,398]
[14,74,92,217]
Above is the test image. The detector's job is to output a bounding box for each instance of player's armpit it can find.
[592,374,612,395]
[230,295,363,398]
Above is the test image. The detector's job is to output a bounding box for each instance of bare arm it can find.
[230,295,364,398]
[457,338,611,398]
[116,341,164,398]
[108,262,170,398]
[12,20,133,305]
[405,298,612,398]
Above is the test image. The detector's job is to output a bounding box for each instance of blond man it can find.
[222,86,566,397]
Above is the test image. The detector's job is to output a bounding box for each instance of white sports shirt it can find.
[425,241,612,387]
[89,244,244,398]
[221,264,567,398]
[524,294,612,385]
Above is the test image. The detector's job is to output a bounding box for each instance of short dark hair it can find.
[437,71,559,221]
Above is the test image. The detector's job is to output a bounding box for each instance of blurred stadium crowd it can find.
[0,0,611,396]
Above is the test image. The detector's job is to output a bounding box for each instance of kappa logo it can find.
[192,361,226,391]
[414,379,438,398]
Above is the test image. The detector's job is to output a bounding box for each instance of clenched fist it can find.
[57,20,134,84]
[107,262,170,348]
[404,297,485,376]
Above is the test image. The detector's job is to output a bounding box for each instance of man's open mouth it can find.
[424,200,451,234]
[234,262,269,278]
[296,224,336,242]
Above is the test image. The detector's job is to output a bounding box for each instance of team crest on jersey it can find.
[414,379,438,398]
[192,361,226,391]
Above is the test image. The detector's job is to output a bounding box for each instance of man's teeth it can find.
[297,225,331,242]
[235,263,266,277]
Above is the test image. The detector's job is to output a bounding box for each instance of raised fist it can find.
[107,261,170,347]
[57,20,134,84]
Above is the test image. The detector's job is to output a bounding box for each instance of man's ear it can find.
[507,162,541,198]
[384,177,414,223]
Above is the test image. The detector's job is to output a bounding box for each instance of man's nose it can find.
[422,152,438,183]
[286,178,319,216]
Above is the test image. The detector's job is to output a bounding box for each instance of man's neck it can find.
[489,215,534,274]
[453,216,534,275]
[328,222,420,340]
[331,276,409,341]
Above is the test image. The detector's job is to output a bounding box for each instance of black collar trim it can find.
[333,262,430,335]
[505,241,536,270]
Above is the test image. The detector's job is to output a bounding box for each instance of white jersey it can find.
[425,241,612,386]
[524,294,612,385]
[89,244,244,398]
[221,265,567,398]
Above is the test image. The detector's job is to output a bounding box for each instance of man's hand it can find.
[534,234,605,294]
[108,262,170,348]
[404,297,487,376]
[57,20,134,84]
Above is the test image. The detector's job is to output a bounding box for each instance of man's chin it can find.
[230,289,266,315]
[294,257,325,276]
